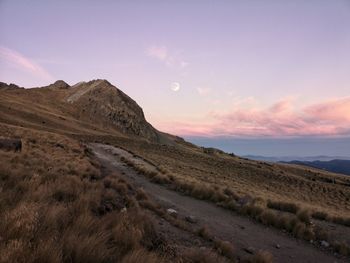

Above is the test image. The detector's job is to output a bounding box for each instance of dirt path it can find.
[90,143,346,263]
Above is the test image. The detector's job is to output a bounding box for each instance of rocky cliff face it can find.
[65,79,161,142]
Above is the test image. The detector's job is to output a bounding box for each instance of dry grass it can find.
[246,250,273,263]
[108,136,350,222]
[0,126,169,263]
[118,155,344,245]
[266,200,300,214]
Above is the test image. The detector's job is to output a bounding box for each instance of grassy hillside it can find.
[1,81,350,261]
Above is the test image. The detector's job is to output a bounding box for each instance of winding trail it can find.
[90,143,346,263]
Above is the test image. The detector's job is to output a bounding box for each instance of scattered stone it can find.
[244,246,255,254]
[167,208,178,217]
[275,244,281,249]
[120,207,127,213]
[199,246,206,251]
[185,215,197,223]
[321,240,329,248]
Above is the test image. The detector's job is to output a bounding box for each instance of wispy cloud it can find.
[0,46,53,81]
[196,87,212,96]
[146,45,188,69]
[157,97,350,137]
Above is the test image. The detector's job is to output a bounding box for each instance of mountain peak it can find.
[49,80,70,89]
[65,79,162,142]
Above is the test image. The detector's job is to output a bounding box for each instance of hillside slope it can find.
[0,79,165,142]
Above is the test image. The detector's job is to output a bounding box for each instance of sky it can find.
[1,0,350,155]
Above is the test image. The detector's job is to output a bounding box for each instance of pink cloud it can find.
[157,97,350,137]
[0,46,53,81]
[147,46,168,61]
[146,45,188,69]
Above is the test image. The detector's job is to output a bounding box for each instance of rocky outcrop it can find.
[48,80,70,89]
[0,82,23,90]
[65,79,162,142]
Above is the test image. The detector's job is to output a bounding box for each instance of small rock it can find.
[244,247,255,254]
[167,208,178,217]
[275,244,280,249]
[121,207,127,213]
[185,215,197,223]
[321,240,329,248]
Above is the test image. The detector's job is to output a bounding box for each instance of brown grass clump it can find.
[297,210,311,224]
[259,210,278,226]
[182,248,222,263]
[240,204,264,220]
[247,250,273,263]
[214,239,235,259]
[331,216,350,227]
[333,241,350,256]
[121,249,164,263]
[311,211,328,221]
[197,226,212,240]
[266,200,299,214]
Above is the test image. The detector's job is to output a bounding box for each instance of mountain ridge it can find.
[0,79,168,143]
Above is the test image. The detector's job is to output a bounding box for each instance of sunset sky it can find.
[1,0,350,142]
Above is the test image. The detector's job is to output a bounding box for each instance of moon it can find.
[171,82,180,92]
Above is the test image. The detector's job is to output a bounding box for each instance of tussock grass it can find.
[246,250,273,263]
[118,155,335,244]
[333,241,350,256]
[214,240,235,259]
[266,200,300,214]
[297,210,311,224]
[0,127,169,263]
[182,248,222,263]
[312,211,328,221]
[331,216,350,227]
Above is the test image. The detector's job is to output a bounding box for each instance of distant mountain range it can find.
[243,155,350,162]
[243,155,350,176]
[282,159,350,176]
